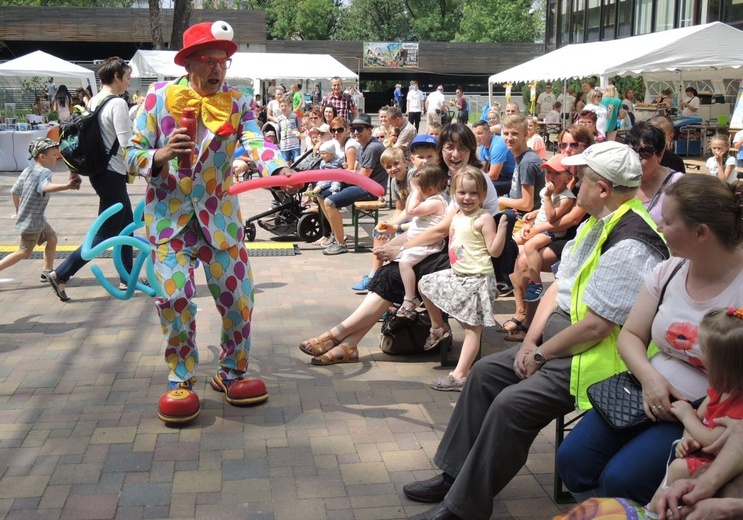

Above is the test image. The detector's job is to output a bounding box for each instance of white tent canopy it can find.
[129,50,358,85]
[489,22,743,86]
[0,50,98,94]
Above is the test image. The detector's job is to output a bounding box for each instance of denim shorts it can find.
[281,148,301,163]
[320,185,377,208]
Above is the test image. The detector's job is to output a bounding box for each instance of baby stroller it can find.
[243,146,328,242]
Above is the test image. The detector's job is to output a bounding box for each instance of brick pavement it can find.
[0,166,571,519]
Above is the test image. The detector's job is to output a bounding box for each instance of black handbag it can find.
[586,260,685,430]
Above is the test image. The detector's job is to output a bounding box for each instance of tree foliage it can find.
[455,0,541,43]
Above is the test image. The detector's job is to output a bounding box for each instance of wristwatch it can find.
[397,224,404,234]
[533,348,546,365]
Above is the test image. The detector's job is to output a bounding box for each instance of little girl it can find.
[389,163,449,318]
[647,306,743,517]
[706,134,736,183]
[418,166,509,391]
[517,155,576,302]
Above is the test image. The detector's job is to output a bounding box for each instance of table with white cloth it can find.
[0,128,56,172]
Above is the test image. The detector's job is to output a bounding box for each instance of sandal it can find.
[497,317,525,334]
[299,330,340,357]
[48,273,70,302]
[504,328,528,342]
[395,297,421,319]
[431,372,467,392]
[311,344,359,365]
[424,324,452,351]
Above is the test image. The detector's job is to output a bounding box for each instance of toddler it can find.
[0,138,80,284]
[648,307,743,515]
[418,167,509,390]
[706,134,736,183]
[310,140,345,196]
[277,99,301,165]
[517,154,575,302]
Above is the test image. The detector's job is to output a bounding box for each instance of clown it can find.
[125,21,292,424]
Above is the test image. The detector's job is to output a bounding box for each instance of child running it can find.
[517,154,576,302]
[706,134,736,183]
[0,138,80,283]
[419,166,509,391]
[648,306,743,515]
[389,163,449,318]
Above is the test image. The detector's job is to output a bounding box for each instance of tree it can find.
[148,0,165,50]
[264,0,340,40]
[170,0,193,50]
[455,0,541,43]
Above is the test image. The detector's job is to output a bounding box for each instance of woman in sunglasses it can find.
[500,126,594,340]
[625,122,683,225]
[575,109,606,143]
[329,117,360,171]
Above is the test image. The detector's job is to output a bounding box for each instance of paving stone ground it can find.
[0,152,573,519]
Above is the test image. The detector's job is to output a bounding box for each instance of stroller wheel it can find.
[297,212,325,242]
[245,222,257,242]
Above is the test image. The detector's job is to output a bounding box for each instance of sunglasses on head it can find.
[558,142,587,150]
[632,145,657,159]
[330,127,345,133]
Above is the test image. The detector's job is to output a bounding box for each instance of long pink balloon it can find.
[227,169,385,197]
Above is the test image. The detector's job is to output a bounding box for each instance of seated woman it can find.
[298,124,495,365]
[500,126,593,341]
[556,174,743,504]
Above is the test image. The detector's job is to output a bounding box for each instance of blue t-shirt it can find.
[489,135,515,182]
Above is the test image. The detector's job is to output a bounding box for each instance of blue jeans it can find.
[281,148,301,164]
[556,409,683,504]
[320,184,376,209]
[55,169,133,283]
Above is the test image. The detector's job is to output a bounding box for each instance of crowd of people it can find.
[7,19,743,519]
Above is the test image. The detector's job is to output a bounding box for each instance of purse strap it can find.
[657,259,685,309]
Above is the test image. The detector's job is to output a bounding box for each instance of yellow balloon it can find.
[169,198,182,213]
[180,176,193,195]
[221,200,233,216]
[185,355,196,373]
[210,262,224,279]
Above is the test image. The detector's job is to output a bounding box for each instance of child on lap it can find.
[516,154,575,302]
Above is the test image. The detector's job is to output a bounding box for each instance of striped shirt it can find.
[11,165,52,233]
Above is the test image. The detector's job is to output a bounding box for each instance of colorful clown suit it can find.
[125,77,286,389]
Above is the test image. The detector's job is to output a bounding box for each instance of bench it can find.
[351,199,386,252]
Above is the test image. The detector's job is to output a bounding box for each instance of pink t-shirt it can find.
[647,257,743,400]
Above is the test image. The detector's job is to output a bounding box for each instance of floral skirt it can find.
[419,269,498,327]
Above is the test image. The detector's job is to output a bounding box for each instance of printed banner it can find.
[363,42,419,69]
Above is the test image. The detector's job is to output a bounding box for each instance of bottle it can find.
[178,107,197,169]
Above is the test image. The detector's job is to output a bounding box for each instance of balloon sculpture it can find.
[82,169,383,300]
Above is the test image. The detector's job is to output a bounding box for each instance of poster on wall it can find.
[363,42,419,69]
[731,80,743,130]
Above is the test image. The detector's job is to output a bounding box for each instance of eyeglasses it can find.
[632,145,657,159]
[350,126,367,133]
[330,127,345,134]
[194,56,232,70]
[558,142,587,150]
[443,145,469,155]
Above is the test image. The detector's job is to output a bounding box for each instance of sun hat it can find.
[28,137,59,159]
[540,154,568,172]
[315,123,331,134]
[410,134,437,153]
[174,21,238,66]
[562,141,642,187]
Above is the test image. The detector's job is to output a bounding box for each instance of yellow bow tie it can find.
[165,85,233,134]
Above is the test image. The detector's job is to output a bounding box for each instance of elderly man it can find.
[425,85,446,127]
[321,76,357,122]
[126,21,292,424]
[386,106,416,156]
[403,141,669,520]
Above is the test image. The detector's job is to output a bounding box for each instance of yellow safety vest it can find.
[569,197,660,410]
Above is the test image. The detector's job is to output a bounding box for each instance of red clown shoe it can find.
[158,378,200,424]
[210,375,269,406]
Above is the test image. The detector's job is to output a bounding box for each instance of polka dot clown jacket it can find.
[125,77,286,250]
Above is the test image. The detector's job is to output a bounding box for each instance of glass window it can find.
[572,0,586,42]
[679,0,694,25]
[561,0,571,44]
[635,0,653,34]
[724,0,743,22]
[587,0,601,41]
[548,0,557,46]
[703,0,722,22]
[655,0,675,31]
[617,0,632,36]
[603,0,617,38]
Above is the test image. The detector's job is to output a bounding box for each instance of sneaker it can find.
[158,378,200,424]
[524,282,544,302]
[496,282,514,297]
[352,275,371,292]
[120,277,151,291]
[40,270,51,283]
[323,242,348,255]
[431,372,467,392]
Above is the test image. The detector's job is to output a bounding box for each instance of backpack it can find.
[59,96,119,176]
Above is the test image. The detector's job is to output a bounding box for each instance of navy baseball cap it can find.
[410,134,437,153]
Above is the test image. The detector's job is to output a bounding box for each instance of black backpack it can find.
[59,96,119,176]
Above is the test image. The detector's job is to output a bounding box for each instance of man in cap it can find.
[126,21,292,424]
[314,113,386,258]
[403,141,669,520]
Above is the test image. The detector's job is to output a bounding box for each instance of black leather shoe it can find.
[409,503,462,520]
[403,473,451,503]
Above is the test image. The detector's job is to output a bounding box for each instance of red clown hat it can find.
[174,21,238,66]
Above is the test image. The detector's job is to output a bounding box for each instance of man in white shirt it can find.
[406,81,425,132]
[425,85,446,127]
[537,84,556,116]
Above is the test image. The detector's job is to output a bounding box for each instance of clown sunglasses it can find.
[194,56,232,70]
